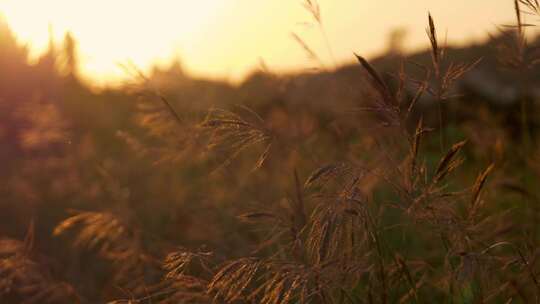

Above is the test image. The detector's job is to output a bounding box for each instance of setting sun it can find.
[1,0,227,85]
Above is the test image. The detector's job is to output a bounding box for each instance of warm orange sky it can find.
[0,1,519,86]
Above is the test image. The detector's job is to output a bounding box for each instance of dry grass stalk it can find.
[200,106,274,171]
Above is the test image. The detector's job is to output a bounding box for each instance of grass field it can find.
[1,1,540,303]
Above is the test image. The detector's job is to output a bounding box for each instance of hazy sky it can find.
[0,0,518,86]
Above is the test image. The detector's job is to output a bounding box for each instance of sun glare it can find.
[0,0,226,85]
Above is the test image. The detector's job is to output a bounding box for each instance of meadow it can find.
[1,1,540,303]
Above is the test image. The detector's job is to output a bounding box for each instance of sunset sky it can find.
[0,1,519,86]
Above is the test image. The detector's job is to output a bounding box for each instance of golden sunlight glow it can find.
[1,0,228,85]
[0,0,516,86]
